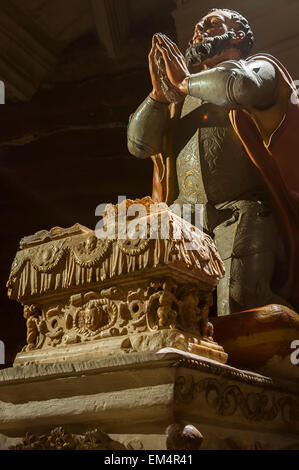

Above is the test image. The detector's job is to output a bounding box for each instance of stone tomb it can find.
[7,198,227,365]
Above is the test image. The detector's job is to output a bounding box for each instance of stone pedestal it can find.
[0,350,298,450]
[5,198,299,450]
[7,198,227,366]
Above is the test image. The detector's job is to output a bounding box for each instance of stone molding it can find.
[1,351,298,396]
[0,351,298,449]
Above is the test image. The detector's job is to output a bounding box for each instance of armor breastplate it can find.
[174,96,263,205]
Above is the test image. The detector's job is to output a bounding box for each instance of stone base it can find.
[1,349,299,450]
[14,329,227,366]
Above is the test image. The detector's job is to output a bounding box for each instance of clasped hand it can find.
[149,33,190,102]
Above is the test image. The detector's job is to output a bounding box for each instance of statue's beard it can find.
[185,30,236,69]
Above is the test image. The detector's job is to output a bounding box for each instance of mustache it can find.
[185,30,235,68]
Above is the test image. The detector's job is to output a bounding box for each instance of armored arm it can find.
[127,95,170,159]
[187,59,278,109]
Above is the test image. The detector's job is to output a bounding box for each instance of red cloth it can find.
[230,54,299,310]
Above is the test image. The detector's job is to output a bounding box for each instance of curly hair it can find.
[208,8,254,58]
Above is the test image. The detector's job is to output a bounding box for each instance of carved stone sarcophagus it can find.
[7,198,227,365]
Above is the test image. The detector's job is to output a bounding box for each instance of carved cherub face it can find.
[85,235,97,253]
[84,306,100,331]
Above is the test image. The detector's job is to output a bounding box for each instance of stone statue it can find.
[127,8,299,315]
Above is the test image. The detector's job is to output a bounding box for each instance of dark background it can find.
[1,0,298,367]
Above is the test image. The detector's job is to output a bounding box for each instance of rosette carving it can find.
[31,242,65,272]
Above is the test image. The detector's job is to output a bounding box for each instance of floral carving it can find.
[17,278,226,364]
[175,375,299,424]
[10,427,126,451]
[31,243,65,272]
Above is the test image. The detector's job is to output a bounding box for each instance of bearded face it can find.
[184,10,251,71]
[151,10,252,102]
[185,30,236,69]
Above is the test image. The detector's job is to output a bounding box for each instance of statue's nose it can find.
[192,25,206,43]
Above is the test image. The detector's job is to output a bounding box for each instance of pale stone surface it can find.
[0,350,298,450]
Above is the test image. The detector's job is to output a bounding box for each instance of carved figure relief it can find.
[17,274,227,365]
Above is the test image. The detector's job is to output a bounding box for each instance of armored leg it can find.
[213,200,287,315]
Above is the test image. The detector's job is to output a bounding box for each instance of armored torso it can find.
[174,95,264,206]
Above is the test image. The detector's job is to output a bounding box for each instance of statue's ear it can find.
[231,30,245,45]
